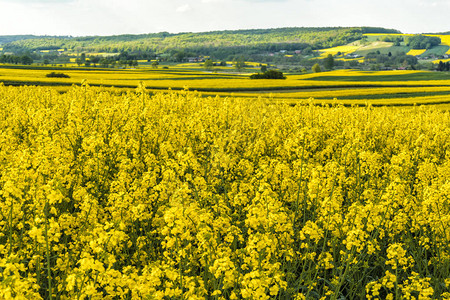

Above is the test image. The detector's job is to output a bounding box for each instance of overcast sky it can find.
[0,0,448,36]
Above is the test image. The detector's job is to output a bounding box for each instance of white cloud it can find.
[0,0,448,36]
[176,4,191,13]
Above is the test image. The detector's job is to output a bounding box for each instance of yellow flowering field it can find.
[318,45,360,57]
[2,67,450,96]
[433,58,450,64]
[406,49,427,56]
[1,83,450,299]
[202,86,450,101]
[428,35,450,54]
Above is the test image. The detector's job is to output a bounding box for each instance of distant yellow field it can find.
[244,61,263,67]
[406,49,426,56]
[318,45,360,57]
[204,85,450,99]
[433,58,450,64]
[299,69,421,78]
[0,67,449,107]
[363,33,415,37]
[89,52,117,57]
[336,57,365,63]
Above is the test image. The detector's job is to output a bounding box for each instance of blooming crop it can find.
[0,84,450,299]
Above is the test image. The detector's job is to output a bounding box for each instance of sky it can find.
[0,0,448,36]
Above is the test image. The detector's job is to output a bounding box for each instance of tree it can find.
[303,47,313,55]
[76,58,83,67]
[437,61,445,72]
[402,60,409,69]
[152,61,159,68]
[406,35,441,49]
[235,57,245,71]
[20,55,33,65]
[90,56,100,67]
[100,58,110,68]
[312,63,321,73]
[117,60,126,68]
[260,65,267,73]
[204,59,214,70]
[173,50,188,62]
[324,54,334,70]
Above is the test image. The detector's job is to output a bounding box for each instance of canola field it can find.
[1,66,450,106]
[1,83,450,299]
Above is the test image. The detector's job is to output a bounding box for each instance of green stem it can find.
[8,200,13,256]
[44,202,53,300]
[395,264,399,300]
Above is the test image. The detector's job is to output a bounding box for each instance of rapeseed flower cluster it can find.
[0,83,450,299]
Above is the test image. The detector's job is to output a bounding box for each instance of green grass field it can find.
[422,45,450,57]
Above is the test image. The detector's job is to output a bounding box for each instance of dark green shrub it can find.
[250,69,286,79]
[46,72,70,78]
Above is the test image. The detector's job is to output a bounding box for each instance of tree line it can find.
[0,54,33,65]
[405,35,441,49]
[436,61,450,71]
[2,27,366,55]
